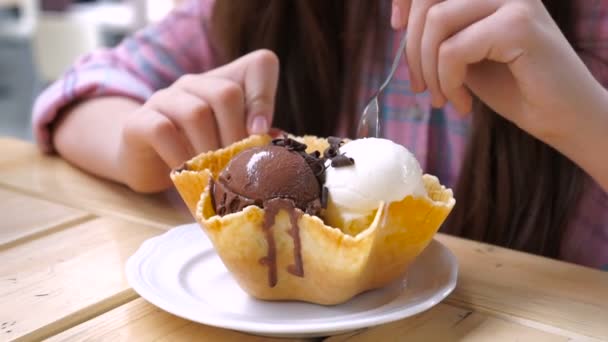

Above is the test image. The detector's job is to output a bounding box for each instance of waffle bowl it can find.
[170,135,455,305]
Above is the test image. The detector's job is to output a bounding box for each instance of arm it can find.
[53,97,141,187]
[33,0,216,153]
[546,85,608,192]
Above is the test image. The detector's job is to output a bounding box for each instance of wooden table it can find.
[1,136,607,342]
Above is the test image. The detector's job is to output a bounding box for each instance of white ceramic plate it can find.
[126,223,458,338]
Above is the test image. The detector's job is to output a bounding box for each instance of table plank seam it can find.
[20,289,139,342]
[0,214,96,252]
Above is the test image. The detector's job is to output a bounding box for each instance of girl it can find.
[33,0,608,269]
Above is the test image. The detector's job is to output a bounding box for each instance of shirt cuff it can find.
[32,68,154,153]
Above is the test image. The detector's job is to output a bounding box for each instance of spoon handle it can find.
[378,31,408,94]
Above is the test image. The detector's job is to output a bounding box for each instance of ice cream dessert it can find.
[323,137,427,235]
[171,134,455,305]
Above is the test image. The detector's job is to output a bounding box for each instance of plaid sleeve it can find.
[574,0,608,87]
[32,0,217,152]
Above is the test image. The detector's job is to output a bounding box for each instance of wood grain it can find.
[0,138,192,229]
[0,217,162,341]
[47,298,313,342]
[325,304,571,342]
[437,234,608,340]
[2,138,608,341]
[0,186,89,247]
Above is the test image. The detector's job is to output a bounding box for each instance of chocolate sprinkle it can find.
[309,150,321,158]
[323,146,339,159]
[272,135,307,152]
[327,136,344,147]
[323,136,346,160]
[331,154,355,168]
[323,136,355,168]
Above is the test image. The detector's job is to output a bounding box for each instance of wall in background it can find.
[0,35,39,140]
[0,0,175,141]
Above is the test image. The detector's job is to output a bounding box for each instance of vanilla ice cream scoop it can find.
[324,138,426,230]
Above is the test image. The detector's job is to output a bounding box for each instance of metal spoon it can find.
[356,31,408,139]
[355,30,408,225]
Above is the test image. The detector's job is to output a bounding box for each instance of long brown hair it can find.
[211,1,584,258]
[445,1,584,258]
[211,1,386,137]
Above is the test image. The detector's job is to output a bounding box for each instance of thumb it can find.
[207,49,280,135]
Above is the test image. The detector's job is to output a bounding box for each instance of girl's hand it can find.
[118,49,279,192]
[390,0,607,143]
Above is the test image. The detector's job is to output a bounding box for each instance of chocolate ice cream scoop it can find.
[208,136,351,287]
[211,137,326,217]
[210,137,327,287]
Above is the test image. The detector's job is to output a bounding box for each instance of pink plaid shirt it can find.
[32,0,608,269]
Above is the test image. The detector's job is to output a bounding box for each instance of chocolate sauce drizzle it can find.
[259,198,304,287]
[256,136,355,287]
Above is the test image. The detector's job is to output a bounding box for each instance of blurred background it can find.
[0,0,178,140]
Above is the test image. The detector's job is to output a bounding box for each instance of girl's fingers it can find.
[420,0,498,108]
[177,76,247,147]
[437,4,531,115]
[206,50,279,135]
[406,0,441,92]
[147,88,220,154]
[141,49,279,160]
[129,108,192,169]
